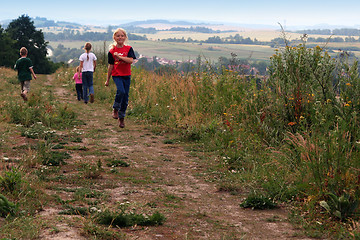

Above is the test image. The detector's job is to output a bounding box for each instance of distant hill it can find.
[1,16,359,32]
[0,16,82,29]
[121,19,208,27]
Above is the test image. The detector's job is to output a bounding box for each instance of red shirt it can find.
[108,45,136,76]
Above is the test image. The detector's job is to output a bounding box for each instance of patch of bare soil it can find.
[38,75,313,239]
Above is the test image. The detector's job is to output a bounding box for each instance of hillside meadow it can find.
[1,35,360,239]
[0,65,309,238]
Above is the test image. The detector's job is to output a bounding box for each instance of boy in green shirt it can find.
[14,47,37,101]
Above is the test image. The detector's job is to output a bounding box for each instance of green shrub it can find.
[0,168,22,193]
[320,192,359,221]
[0,194,17,217]
[240,193,277,210]
[59,205,89,216]
[21,122,57,140]
[106,159,130,168]
[41,151,71,166]
[83,222,125,240]
[96,209,165,227]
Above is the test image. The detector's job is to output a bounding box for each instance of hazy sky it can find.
[1,0,360,27]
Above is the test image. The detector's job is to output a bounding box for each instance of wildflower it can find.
[300,116,305,120]
[288,122,296,126]
[345,104,350,107]
[346,83,351,86]
[327,99,332,103]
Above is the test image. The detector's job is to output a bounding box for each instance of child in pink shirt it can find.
[73,66,83,101]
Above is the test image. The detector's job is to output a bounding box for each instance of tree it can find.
[0,25,17,67]
[6,15,56,74]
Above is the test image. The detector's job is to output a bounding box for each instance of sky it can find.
[1,0,360,28]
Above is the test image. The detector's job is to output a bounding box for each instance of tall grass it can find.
[55,43,359,236]
[85,42,360,236]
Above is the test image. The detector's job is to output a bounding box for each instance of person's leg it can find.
[76,84,82,101]
[112,76,124,112]
[79,84,83,99]
[21,81,30,101]
[118,76,131,119]
[88,72,94,103]
[82,72,89,103]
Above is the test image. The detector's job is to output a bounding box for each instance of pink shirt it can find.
[73,72,82,84]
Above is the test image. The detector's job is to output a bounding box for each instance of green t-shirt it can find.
[14,57,33,82]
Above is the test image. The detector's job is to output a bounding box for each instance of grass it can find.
[115,41,359,238]
[2,36,360,238]
[0,68,171,239]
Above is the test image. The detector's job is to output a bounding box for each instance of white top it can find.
[79,52,97,72]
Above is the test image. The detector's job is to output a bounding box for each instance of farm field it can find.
[48,40,276,62]
[46,27,360,63]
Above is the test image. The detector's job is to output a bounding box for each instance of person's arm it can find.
[105,65,114,86]
[79,61,84,74]
[30,67,37,80]
[93,60,97,72]
[114,53,133,64]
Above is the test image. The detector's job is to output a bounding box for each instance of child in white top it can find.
[79,42,97,104]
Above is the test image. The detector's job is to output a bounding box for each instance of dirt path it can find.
[38,75,312,239]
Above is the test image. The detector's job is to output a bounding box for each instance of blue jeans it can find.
[112,76,131,119]
[82,71,94,103]
[75,83,83,101]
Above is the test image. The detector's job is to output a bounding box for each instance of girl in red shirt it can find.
[105,28,136,128]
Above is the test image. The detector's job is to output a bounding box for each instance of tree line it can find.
[294,28,360,36]
[44,29,148,42]
[134,55,268,76]
[0,15,58,74]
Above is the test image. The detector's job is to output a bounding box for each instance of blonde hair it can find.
[20,47,28,56]
[109,28,128,49]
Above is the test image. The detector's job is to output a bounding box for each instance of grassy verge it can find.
[76,42,360,238]
[0,68,165,239]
